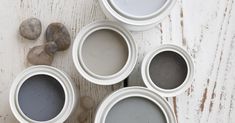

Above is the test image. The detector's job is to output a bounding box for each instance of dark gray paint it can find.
[149,51,188,89]
[105,97,167,123]
[18,75,65,121]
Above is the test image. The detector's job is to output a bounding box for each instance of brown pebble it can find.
[27,44,54,65]
[80,96,95,110]
[78,111,89,123]
[44,42,58,55]
[19,18,42,40]
[46,23,71,51]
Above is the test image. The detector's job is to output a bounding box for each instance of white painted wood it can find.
[0,0,234,123]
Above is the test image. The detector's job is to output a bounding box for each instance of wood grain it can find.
[0,0,234,123]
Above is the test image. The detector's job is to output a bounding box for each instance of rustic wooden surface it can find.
[0,0,234,123]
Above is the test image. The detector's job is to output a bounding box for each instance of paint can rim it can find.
[72,20,138,85]
[9,65,77,123]
[141,44,195,97]
[94,87,177,123]
[99,0,177,31]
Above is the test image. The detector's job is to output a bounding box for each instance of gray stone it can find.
[46,23,71,51]
[44,42,58,55]
[80,96,95,110]
[27,44,54,65]
[19,18,42,40]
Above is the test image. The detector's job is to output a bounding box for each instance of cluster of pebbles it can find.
[19,18,71,65]
[19,18,95,122]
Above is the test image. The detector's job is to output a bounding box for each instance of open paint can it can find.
[94,87,176,123]
[73,21,137,85]
[99,0,176,31]
[141,44,194,97]
[9,65,77,123]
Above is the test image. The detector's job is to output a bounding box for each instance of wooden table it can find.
[0,0,234,123]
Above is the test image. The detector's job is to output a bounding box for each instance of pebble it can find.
[27,44,54,65]
[78,111,89,123]
[46,23,71,51]
[19,18,42,40]
[80,96,95,110]
[44,42,58,55]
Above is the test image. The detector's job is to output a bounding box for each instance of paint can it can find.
[94,87,176,123]
[9,65,77,123]
[141,44,194,97]
[99,0,176,31]
[73,21,138,85]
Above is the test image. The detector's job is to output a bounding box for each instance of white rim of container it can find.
[73,21,138,85]
[99,0,176,30]
[109,0,171,19]
[94,87,176,123]
[9,65,77,123]
[141,44,195,97]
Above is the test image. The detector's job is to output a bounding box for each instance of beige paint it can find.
[82,29,128,76]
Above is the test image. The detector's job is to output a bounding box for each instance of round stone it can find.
[78,111,89,123]
[27,45,54,65]
[46,23,71,51]
[19,18,42,40]
[44,42,58,55]
[80,96,95,110]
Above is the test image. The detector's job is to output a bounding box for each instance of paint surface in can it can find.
[81,29,128,76]
[149,51,188,89]
[18,74,65,121]
[110,0,167,17]
[105,97,166,123]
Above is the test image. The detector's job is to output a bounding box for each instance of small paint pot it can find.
[9,65,77,123]
[94,87,176,123]
[99,0,176,31]
[73,21,137,85]
[141,44,194,97]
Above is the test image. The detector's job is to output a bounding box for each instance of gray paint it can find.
[105,97,167,123]
[111,0,167,17]
[149,51,188,89]
[18,75,65,121]
[82,29,128,76]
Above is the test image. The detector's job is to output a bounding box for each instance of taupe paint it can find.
[105,97,167,123]
[149,51,188,89]
[110,0,167,17]
[82,29,128,76]
[18,75,65,121]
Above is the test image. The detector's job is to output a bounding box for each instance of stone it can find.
[78,111,89,123]
[80,96,95,110]
[27,44,54,65]
[46,23,71,51]
[44,42,58,55]
[19,18,42,40]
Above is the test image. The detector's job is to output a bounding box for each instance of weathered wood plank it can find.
[0,0,234,123]
[128,0,235,123]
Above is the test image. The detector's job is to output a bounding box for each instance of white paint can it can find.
[99,0,176,31]
[94,87,176,123]
[141,44,195,97]
[9,65,77,123]
[73,21,138,85]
